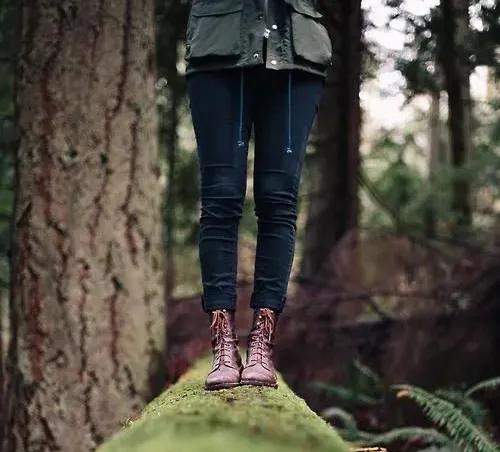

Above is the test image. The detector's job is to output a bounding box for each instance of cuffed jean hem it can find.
[200,294,237,313]
[249,293,287,313]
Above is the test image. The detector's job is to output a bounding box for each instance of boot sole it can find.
[240,379,278,388]
[204,381,241,391]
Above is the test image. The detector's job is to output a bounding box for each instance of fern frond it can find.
[436,389,487,426]
[353,359,383,388]
[321,407,360,441]
[327,411,450,448]
[322,407,358,430]
[393,384,499,452]
[466,378,500,398]
[310,382,382,406]
[417,447,457,452]
[358,427,451,448]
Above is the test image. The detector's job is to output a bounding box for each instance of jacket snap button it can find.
[271,59,277,65]
[271,24,278,30]
[253,52,259,59]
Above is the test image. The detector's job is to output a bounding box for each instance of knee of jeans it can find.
[254,189,298,223]
[201,183,245,221]
[254,174,298,222]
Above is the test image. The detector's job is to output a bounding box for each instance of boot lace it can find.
[210,310,237,368]
[247,309,275,364]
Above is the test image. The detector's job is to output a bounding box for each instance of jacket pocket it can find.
[285,0,332,67]
[185,0,243,61]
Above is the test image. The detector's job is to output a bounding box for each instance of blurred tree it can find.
[439,0,474,231]
[394,5,447,236]
[2,1,166,451]
[0,0,20,445]
[388,0,499,235]
[425,90,445,236]
[300,0,363,281]
[156,0,189,300]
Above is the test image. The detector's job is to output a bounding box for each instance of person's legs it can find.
[186,67,254,313]
[250,68,325,313]
[241,68,324,388]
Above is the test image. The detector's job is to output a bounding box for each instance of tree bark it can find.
[439,0,473,229]
[300,0,362,281]
[3,1,166,451]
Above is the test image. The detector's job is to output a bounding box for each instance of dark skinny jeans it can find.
[186,65,324,313]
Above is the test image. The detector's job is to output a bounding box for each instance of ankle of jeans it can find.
[201,293,237,313]
[249,293,286,313]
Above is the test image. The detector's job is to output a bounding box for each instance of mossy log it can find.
[98,357,351,452]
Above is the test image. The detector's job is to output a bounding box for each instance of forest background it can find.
[0,0,499,451]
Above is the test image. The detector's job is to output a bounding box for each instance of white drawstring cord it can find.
[237,67,245,148]
[285,70,292,153]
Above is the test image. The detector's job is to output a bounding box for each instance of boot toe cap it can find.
[205,365,241,389]
[241,364,277,386]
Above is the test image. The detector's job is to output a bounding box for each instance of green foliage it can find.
[322,405,452,449]
[434,389,488,427]
[313,382,382,407]
[362,131,441,233]
[471,98,500,212]
[396,9,442,98]
[361,427,451,448]
[387,0,499,95]
[321,407,360,441]
[0,0,16,293]
[466,377,500,398]
[314,360,455,450]
[362,92,500,238]
[371,0,500,239]
[416,447,457,452]
[393,384,499,452]
[311,358,386,409]
[316,357,500,452]
[470,1,500,72]
[170,148,200,247]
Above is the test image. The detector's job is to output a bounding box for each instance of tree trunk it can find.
[3,1,166,451]
[424,90,442,237]
[440,0,473,230]
[156,0,188,301]
[300,0,362,281]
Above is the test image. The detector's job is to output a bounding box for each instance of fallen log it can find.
[98,357,351,452]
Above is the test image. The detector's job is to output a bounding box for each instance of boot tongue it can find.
[210,310,234,366]
[256,308,275,341]
[248,309,276,364]
[210,310,229,336]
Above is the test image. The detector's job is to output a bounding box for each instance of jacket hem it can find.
[185,61,327,78]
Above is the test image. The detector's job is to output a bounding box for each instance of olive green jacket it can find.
[184,0,333,78]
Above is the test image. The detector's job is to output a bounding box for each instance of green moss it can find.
[98,357,351,452]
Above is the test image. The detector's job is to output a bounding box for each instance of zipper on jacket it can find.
[263,0,270,38]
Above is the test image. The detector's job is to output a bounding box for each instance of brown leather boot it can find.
[205,309,242,390]
[240,307,279,388]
